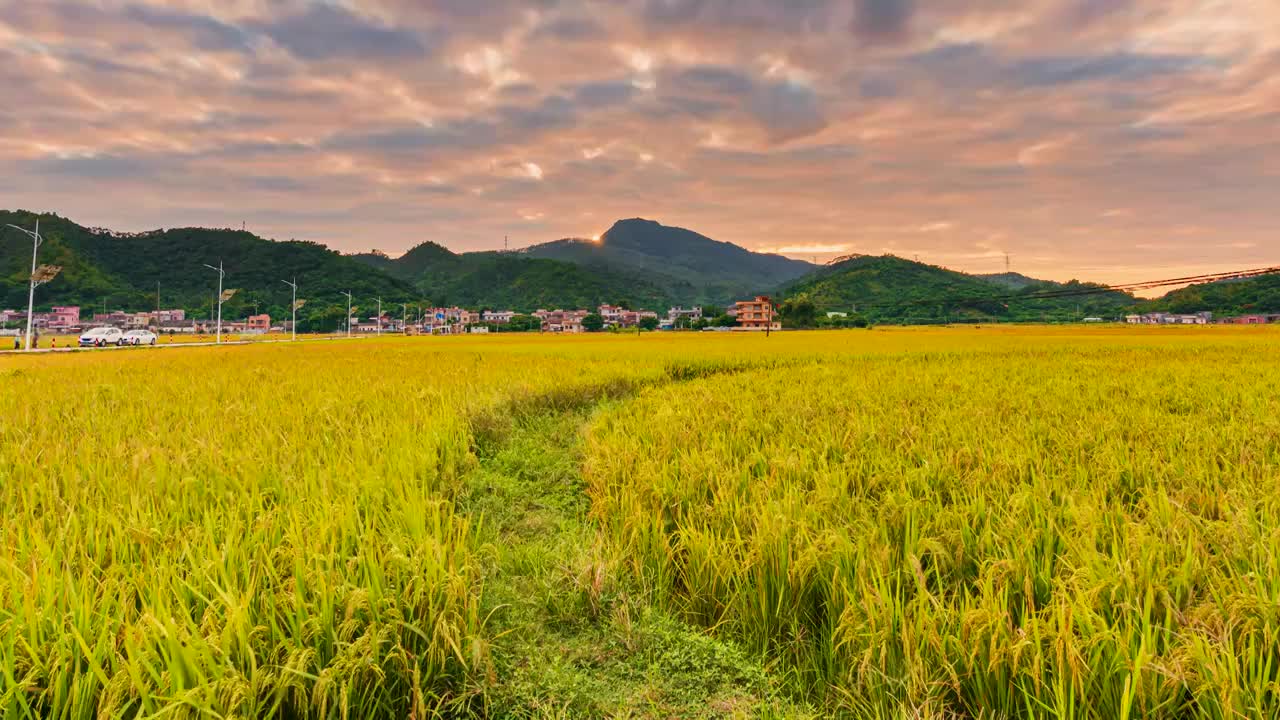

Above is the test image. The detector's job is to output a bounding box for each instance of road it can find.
[0,335,368,356]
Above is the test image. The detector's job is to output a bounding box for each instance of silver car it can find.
[121,329,158,346]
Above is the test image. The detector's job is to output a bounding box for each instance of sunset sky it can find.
[2,0,1276,284]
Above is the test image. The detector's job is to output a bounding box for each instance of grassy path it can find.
[457,383,813,719]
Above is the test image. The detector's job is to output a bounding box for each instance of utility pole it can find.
[342,291,354,337]
[202,261,225,343]
[3,220,44,351]
[504,235,509,252]
[1005,253,1011,274]
[282,278,299,341]
[376,298,382,336]
[402,303,407,332]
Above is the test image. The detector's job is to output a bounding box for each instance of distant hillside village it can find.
[0,296,784,336]
[1124,312,1279,325]
[8,302,1278,340]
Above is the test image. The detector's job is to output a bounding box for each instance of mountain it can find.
[782,255,1136,323]
[521,218,815,306]
[1,210,418,330]
[352,243,674,312]
[979,272,1047,290]
[1140,273,1280,316]
[784,255,1007,322]
[352,241,460,284]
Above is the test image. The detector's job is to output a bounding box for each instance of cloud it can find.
[573,81,640,108]
[120,5,250,53]
[327,120,498,154]
[748,81,828,143]
[911,43,1217,91]
[256,4,433,60]
[25,154,164,179]
[1,0,1276,282]
[852,0,914,43]
[661,65,828,142]
[641,0,709,24]
[1010,52,1209,86]
[533,16,603,41]
[496,95,578,134]
[670,66,756,96]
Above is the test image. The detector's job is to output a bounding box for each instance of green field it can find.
[3,327,1279,718]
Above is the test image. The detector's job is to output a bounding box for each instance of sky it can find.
[1,0,1277,284]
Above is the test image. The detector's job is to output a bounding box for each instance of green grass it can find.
[462,403,813,718]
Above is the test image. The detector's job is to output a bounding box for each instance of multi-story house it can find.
[482,310,516,324]
[540,310,589,333]
[734,296,780,331]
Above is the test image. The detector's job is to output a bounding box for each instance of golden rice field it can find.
[2,327,1279,719]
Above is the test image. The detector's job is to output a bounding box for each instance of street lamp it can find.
[203,261,225,343]
[4,220,56,351]
[281,278,300,341]
[341,291,354,337]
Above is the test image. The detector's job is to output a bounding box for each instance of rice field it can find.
[3,327,1279,718]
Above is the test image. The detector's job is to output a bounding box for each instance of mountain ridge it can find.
[1,209,417,331]
[519,218,816,306]
[6,209,1274,326]
[781,254,1138,323]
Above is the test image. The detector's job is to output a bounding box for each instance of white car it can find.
[79,327,124,347]
[121,329,158,346]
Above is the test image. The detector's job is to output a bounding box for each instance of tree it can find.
[712,313,736,328]
[779,296,817,329]
[302,305,348,333]
[507,314,541,332]
[639,316,660,332]
[581,313,604,332]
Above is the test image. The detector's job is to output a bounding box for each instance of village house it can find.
[27,306,82,331]
[1223,315,1270,325]
[734,296,781,331]
[482,310,516,324]
[246,314,271,333]
[597,305,659,328]
[539,309,589,333]
[598,305,625,327]
[49,306,81,330]
[1125,312,1213,325]
[665,306,703,328]
[158,320,197,334]
[92,310,132,327]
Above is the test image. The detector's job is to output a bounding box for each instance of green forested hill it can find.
[1,210,418,330]
[1138,274,1280,315]
[352,243,675,312]
[351,241,460,284]
[782,255,1136,323]
[8,209,1271,329]
[522,218,814,306]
